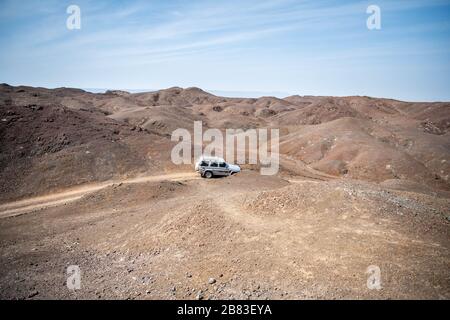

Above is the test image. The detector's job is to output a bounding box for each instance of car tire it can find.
[204,171,213,179]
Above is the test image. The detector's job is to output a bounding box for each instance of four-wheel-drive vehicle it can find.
[195,156,241,178]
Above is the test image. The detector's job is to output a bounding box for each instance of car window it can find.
[210,162,218,167]
[219,162,226,167]
[200,161,208,167]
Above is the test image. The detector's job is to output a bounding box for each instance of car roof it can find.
[197,156,225,162]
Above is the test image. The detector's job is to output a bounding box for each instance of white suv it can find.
[195,156,241,178]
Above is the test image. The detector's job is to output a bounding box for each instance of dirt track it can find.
[0,172,199,218]
[0,155,331,219]
[0,170,448,300]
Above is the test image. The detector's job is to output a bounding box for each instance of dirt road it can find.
[0,172,199,219]
[0,152,333,219]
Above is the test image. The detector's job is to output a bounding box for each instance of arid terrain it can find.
[0,83,449,299]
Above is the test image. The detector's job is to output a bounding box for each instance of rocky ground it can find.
[0,171,448,299]
[0,84,448,299]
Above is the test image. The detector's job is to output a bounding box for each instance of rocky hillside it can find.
[1,83,449,201]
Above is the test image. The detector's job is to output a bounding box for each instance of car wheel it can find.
[204,171,213,179]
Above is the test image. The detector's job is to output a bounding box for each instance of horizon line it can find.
[1,82,448,103]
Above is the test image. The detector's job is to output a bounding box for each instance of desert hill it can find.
[0,84,175,202]
[0,83,449,300]
[1,83,448,202]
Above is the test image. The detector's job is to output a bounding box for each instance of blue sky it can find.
[0,0,449,101]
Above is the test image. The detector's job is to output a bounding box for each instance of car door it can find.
[218,162,230,176]
[198,160,209,174]
[208,161,219,176]
[209,161,220,176]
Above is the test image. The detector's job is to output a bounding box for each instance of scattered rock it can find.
[196,290,204,300]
